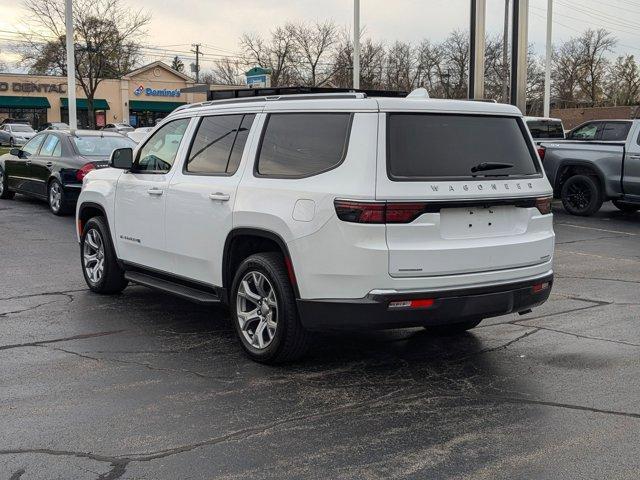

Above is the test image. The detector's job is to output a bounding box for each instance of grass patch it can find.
[0,147,11,156]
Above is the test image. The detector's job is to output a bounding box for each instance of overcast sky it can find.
[1,0,640,73]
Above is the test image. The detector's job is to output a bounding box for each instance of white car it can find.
[126,127,154,144]
[0,123,37,146]
[75,91,555,363]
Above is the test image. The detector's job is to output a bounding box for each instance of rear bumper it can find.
[297,273,553,331]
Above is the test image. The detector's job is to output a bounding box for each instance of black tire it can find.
[48,179,73,216]
[230,252,310,364]
[423,318,483,335]
[561,174,603,216]
[80,216,128,294]
[0,165,15,200]
[612,200,639,213]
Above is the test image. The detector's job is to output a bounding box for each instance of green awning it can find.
[129,100,186,113]
[0,96,51,108]
[61,98,110,110]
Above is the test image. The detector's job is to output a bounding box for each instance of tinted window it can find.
[257,113,351,177]
[11,125,34,133]
[22,135,45,157]
[73,136,135,156]
[569,122,600,140]
[186,114,251,175]
[135,118,190,173]
[601,122,631,141]
[387,114,538,179]
[526,120,564,139]
[40,135,61,157]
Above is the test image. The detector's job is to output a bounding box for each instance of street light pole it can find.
[64,0,77,130]
[353,0,360,89]
[544,0,553,117]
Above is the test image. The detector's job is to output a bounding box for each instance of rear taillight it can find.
[334,200,429,224]
[76,162,96,182]
[532,281,550,294]
[535,196,552,215]
[334,200,385,224]
[536,146,546,161]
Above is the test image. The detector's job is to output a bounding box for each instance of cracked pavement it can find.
[1,196,639,479]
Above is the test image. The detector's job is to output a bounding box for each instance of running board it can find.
[124,271,221,305]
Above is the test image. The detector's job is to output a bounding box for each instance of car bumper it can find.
[296,273,553,331]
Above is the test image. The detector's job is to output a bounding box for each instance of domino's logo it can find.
[133,84,144,96]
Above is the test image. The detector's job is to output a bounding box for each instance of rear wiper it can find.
[470,162,514,173]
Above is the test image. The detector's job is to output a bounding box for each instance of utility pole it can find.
[510,0,529,113]
[353,0,360,89]
[468,0,486,99]
[502,0,510,103]
[544,0,553,117]
[64,0,77,130]
[191,43,202,83]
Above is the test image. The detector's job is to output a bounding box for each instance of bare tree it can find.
[605,55,640,106]
[578,28,617,104]
[240,25,296,87]
[208,57,243,85]
[439,30,469,99]
[20,0,150,128]
[289,21,338,86]
[414,40,444,94]
[552,38,583,108]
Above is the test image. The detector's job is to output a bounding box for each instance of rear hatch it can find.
[376,111,554,278]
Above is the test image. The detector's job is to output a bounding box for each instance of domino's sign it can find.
[133,83,181,97]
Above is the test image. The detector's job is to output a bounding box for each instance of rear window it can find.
[256,113,351,177]
[73,135,136,156]
[526,120,565,139]
[387,113,539,180]
[601,122,631,141]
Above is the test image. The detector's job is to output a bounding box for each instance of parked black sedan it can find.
[0,130,136,215]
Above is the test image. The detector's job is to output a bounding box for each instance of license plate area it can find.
[439,206,527,239]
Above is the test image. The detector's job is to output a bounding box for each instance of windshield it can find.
[387,113,540,179]
[11,125,34,133]
[73,135,135,156]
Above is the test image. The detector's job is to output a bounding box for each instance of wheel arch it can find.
[77,201,115,246]
[223,228,300,301]
[554,161,607,198]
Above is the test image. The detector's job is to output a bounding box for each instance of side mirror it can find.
[9,148,22,158]
[109,148,133,170]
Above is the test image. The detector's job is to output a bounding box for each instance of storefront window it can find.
[0,107,47,130]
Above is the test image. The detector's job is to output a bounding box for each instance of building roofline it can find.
[122,61,195,82]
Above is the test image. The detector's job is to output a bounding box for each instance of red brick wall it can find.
[551,106,640,129]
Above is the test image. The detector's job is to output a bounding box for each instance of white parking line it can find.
[555,223,637,236]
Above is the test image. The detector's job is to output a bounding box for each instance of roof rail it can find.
[172,91,368,112]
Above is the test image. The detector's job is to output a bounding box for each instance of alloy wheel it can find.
[83,228,105,285]
[49,182,62,212]
[565,179,592,211]
[236,271,278,349]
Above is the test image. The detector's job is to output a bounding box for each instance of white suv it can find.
[76,91,555,363]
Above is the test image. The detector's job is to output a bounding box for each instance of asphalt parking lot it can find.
[1,196,639,480]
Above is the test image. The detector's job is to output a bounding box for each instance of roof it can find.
[49,129,128,138]
[525,116,563,122]
[123,61,195,82]
[170,93,523,118]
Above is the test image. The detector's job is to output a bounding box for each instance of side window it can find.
[601,122,631,141]
[134,118,190,173]
[22,135,46,157]
[256,113,351,177]
[569,122,600,140]
[40,135,61,157]
[186,115,243,175]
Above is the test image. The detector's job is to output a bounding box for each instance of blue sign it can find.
[133,83,181,97]
[247,75,267,86]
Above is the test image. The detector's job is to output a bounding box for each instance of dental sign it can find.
[133,83,181,98]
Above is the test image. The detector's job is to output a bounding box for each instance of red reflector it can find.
[535,196,552,215]
[532,282,550,293]
[76,162,96,182]
[537,146,546,161]
[389,298,435,309]
[77,219,83,236]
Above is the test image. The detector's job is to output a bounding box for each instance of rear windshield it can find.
[387,113,539,180]
[526,120,565,139]
[11,125,34,132]
[73,135,135,156]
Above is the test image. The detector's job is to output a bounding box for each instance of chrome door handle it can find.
[628,154,640,160]
[46,162,53,168]
[208,192,230,202]
[147,188,164,196]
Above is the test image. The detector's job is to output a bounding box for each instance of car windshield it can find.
[11,125,34,132]
[73,135,135,156]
